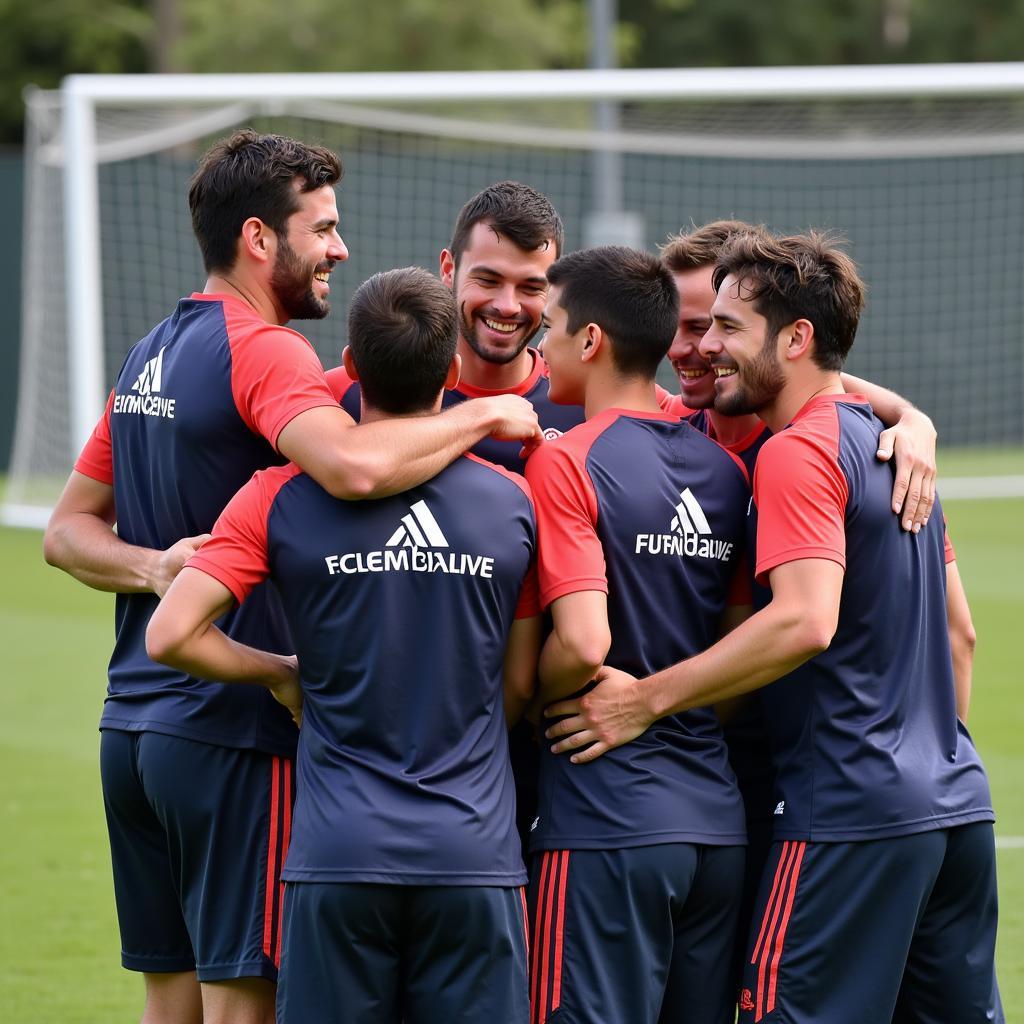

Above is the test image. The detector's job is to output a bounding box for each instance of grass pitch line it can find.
[996,836,1024,849]
[942,475,1024,499]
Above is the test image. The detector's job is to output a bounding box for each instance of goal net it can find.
[8,67,1024,526]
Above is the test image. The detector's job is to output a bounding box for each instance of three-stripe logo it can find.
[131,346,165,395]
[385,500,450,549]
[670,487,712,537]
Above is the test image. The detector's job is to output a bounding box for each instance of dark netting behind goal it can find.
[8,84,1024,523]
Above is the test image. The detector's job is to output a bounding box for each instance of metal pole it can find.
[63,79,106,455]
[589,0,622,215]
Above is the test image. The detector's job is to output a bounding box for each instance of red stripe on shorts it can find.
[520,886,530,961]
[754,841,804,1022]
[751,840,792,967]
[550,851,570,1013]
[765,842,805,1016]
[262,756,281,960]
[530,851,554,1024]
[538,851,560,1023]
[274,758,293,967]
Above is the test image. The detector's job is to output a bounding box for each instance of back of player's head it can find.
[547,246,679,380]
[189,129,342,273]
[659,220,757,272]
[347,267,458,415]
[449,181,564,265]
[713,229,866,370]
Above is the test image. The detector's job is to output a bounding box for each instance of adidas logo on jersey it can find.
[112,347,176,419]
[132,347,164,395]
[324,500,495,578]
[385,500,449,549]
[634,487,735,561]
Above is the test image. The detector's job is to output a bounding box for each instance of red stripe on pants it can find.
[262,757,281,960]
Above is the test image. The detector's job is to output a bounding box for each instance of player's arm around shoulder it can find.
[524,436,611,705]
[945,556,976,723]
[277,394,542,501]
[43,471,211,596]
[43,392,210,595]
[841,372,937,532]
[145,467,302,723]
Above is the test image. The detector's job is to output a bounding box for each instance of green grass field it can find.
[2,479,1022,1021]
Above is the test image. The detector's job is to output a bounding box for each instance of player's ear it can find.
[341,346,360,381]
[784,319,815,362]
[444,353,462,391]
[239,217,273,265]
[580,322,603,363]
[439,249,456,289]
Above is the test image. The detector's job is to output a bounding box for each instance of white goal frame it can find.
[59,64,1024,463]
[8,63,1024,528]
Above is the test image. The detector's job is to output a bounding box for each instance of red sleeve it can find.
[225,313,338,449]
[187,464,301,603]
[523,440,607,610]
[656,387,694,417]
[943,517,956,564]
[753,426,849,586]
[325,365,356,403]
[515,558,541,619]
[73,390,115,484]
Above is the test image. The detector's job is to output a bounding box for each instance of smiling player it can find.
[43,131,541,1024]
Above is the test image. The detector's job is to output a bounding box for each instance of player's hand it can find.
[519,432,547,463]
[876,408,937,533]
[151,533,213,597]
[480,395,544,444]
[543,666,653,764]
[269,654,303,728]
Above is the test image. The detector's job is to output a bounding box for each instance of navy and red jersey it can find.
[524,408,751,851]
[685,408,771,482]
[328,349,584,475]
[74,293,339,756]
[751,394,992,841]
[188,454,539,886]
[687,410,774,811]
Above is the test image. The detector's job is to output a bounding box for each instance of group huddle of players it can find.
[44,129,1004,1024]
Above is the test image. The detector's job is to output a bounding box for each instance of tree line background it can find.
[5,0,1024,143]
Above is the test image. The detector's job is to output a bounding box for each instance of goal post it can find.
[8,64,1024,527]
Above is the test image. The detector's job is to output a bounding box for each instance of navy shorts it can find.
[528,844,744,1024]
[100,729,294,981]
[739,823,1004,1023]
[277,882,530,1024]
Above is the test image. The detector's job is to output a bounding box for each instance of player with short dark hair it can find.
[189,128,344,278]
[147,266,541,1024]
[332,180,580,473]
[329,181,577,862]
[524,245,751,1024]
[545,230,1002,1024]
[43,130,541,1024]
[660,219,980,1006]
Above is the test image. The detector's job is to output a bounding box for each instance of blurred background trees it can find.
[4,0,1024,142]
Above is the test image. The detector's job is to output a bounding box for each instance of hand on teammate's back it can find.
[480,394,544,444]
[268,655,303,728]
[152,533,212,597]
[875,408,937,533]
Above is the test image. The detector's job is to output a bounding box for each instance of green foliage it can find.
[175,0,588,73]
[619,0,1024,68]
[0,0,150,142]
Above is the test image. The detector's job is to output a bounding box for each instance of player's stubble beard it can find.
[272,234,333,321]
[714,331,785,417]
[455,292,540,366]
